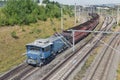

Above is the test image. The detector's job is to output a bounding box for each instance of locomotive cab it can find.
[26,39,52,66]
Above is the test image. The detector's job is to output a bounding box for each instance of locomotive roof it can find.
[26,36,63,48]
[26,38,52,48]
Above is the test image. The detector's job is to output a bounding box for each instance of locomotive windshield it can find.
[29,46,40,51]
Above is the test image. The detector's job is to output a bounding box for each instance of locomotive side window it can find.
[42,48,44,52]
[42,46,51,52]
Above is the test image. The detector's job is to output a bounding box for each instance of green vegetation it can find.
[117,64,120,80]
[11,31,18,39]
[64,5,74,17]
[0,0,40,25]
[119,22,120,26]
[43,0,50,4]
[0,0,73,26]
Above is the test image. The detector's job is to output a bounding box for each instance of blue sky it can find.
[50,0,120,5]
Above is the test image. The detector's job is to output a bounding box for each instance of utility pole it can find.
[117,5,119,25]
[78,6,81,23]
[98,7,101,15]
[61,4,63,32]
[112,9,113,17]
[88,5,90,14]
[75,3,77,25]
[100,8,101,15]
[93,6,96,13]
[91,6,93,13]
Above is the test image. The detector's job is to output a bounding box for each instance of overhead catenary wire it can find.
[67,30,120,52]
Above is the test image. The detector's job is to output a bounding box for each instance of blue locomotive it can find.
[26,36,66,66]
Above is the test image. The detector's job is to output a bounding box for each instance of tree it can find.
[42,0,50,4]
[2,0,40,25]
[0,0,74,26]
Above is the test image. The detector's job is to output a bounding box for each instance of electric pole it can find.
[117,5,119,25]
[61,4,63,32]
[79,6,81,21]
[75,3,77,25]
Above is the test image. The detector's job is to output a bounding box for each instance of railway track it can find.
[40,16,114,80]
[0,15,112,80]
[101,35,120,80]
[0,63,36,80]
[80,16,119,80]
[0,63,27,80]
[82,34,120,80]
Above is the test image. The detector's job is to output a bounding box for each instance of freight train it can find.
[26,13,99,66]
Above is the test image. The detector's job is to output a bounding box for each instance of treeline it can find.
[0,0,74,26]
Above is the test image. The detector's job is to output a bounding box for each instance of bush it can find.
[0,0,74,26]
[119,22,120,26]
[21,26,26,32]
[35,29,41,34]
[38,14,47,21]
[45,3,61,18]
[29,28,41,34]
[1,0,40,25]
[11,31,19,39]
[43,0,50,4]
[53,27,56,32]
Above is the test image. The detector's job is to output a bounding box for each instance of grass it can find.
[0,15,87,74]
[112,23,120,80]
[116,23,120,80]
[117,64,120,80]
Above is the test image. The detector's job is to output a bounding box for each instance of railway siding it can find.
[73,16,116,80]
[107,43,120,80]
[82,34,120,80]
